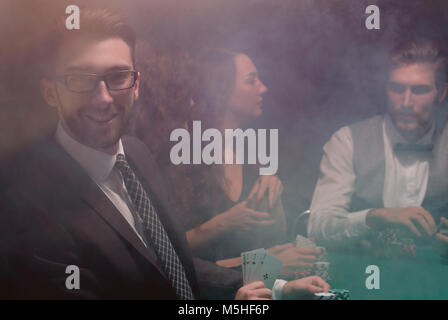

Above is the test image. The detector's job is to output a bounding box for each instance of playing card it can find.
[242,248,282,289]
[242,248,266,284]
[253,250,267,282]
[247,252,255,283]
[246,251,255,283]
[241,251,251,284]
[241,252,246,284]
[260,253,282,289]
[248,248,266,283]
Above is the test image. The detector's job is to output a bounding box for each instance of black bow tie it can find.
[393,143,434,154]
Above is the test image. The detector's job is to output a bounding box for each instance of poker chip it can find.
[295,236,327,280]
[329,289,350,300]
[316,246,328,262]
[314,292,336,300]
[314,289,350,300]
[312,262,331,283]
[375,228,416,258]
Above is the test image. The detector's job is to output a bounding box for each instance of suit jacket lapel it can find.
[43,138,168,280]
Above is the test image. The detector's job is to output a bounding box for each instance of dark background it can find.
[1,0,447,217]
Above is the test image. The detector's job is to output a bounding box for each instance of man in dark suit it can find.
[0,6,330,300]
[0,7,201,299]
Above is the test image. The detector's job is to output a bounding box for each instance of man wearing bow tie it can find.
[308,40,448,251]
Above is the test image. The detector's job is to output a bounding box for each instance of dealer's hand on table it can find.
[435,217,448,258]
[366,206,437,237]
[268,243,320,279]
[235,281,272,300]
[248,175,283,209]
[281,276,330,300]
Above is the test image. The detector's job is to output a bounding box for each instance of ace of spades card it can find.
[241,248,283,290]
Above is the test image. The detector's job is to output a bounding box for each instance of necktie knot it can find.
[115,154,131,174]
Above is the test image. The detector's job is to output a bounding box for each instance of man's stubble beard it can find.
[64,104,131,152]
[390,103,436,142]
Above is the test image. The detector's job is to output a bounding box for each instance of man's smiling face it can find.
[41,37,139,154]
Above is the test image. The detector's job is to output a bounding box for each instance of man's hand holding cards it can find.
[241,248,332,300]
[241,248,283,289]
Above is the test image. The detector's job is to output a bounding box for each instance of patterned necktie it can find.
[115,154,194,300]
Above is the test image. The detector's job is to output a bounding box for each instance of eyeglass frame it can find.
[53,70,139,93]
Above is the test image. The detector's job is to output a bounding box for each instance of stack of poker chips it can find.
[295,235,315,278]
[316,246,328,261]
[375,228,416,258]
[313,246,330,282]
[312,261,330,283]
[314,292,336,300]
[314,289,350,300]
[329,289,350,300]
[295,236,330,282]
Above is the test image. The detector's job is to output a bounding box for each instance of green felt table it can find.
[327,247,448,299]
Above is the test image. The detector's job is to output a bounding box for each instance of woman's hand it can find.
[186,200,275,253]
[216,200,276,233]
[248,175,283,209]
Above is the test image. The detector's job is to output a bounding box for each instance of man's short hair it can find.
[38,6,136,77]
[390,40,447,89]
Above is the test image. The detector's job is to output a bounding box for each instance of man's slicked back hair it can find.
[38,5,136,76]
[390,40,447,89]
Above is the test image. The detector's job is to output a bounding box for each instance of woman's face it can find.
[227,54,267,120]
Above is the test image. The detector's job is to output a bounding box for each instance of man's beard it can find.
[63,107,130,152]
[391,106,435,141]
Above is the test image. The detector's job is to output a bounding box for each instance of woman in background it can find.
[181,48,322,276]
[130,42,249,299]
[131,44,322,292]
[184,49,286,263]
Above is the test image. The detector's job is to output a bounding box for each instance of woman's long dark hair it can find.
[130,45,243,228]
[185,49,244,225]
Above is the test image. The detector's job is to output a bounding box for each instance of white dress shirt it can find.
[55,122,147,247]
[308,115,434,242]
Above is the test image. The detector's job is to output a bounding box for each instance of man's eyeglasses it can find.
[54,70,138,93]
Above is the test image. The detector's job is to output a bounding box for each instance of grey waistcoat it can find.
[349,112,448,221]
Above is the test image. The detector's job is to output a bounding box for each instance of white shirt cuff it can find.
[349,209,372,233]
[272,279,288,300]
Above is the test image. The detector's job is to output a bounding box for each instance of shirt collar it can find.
[384,113,435,146]
[55,121,124,183]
